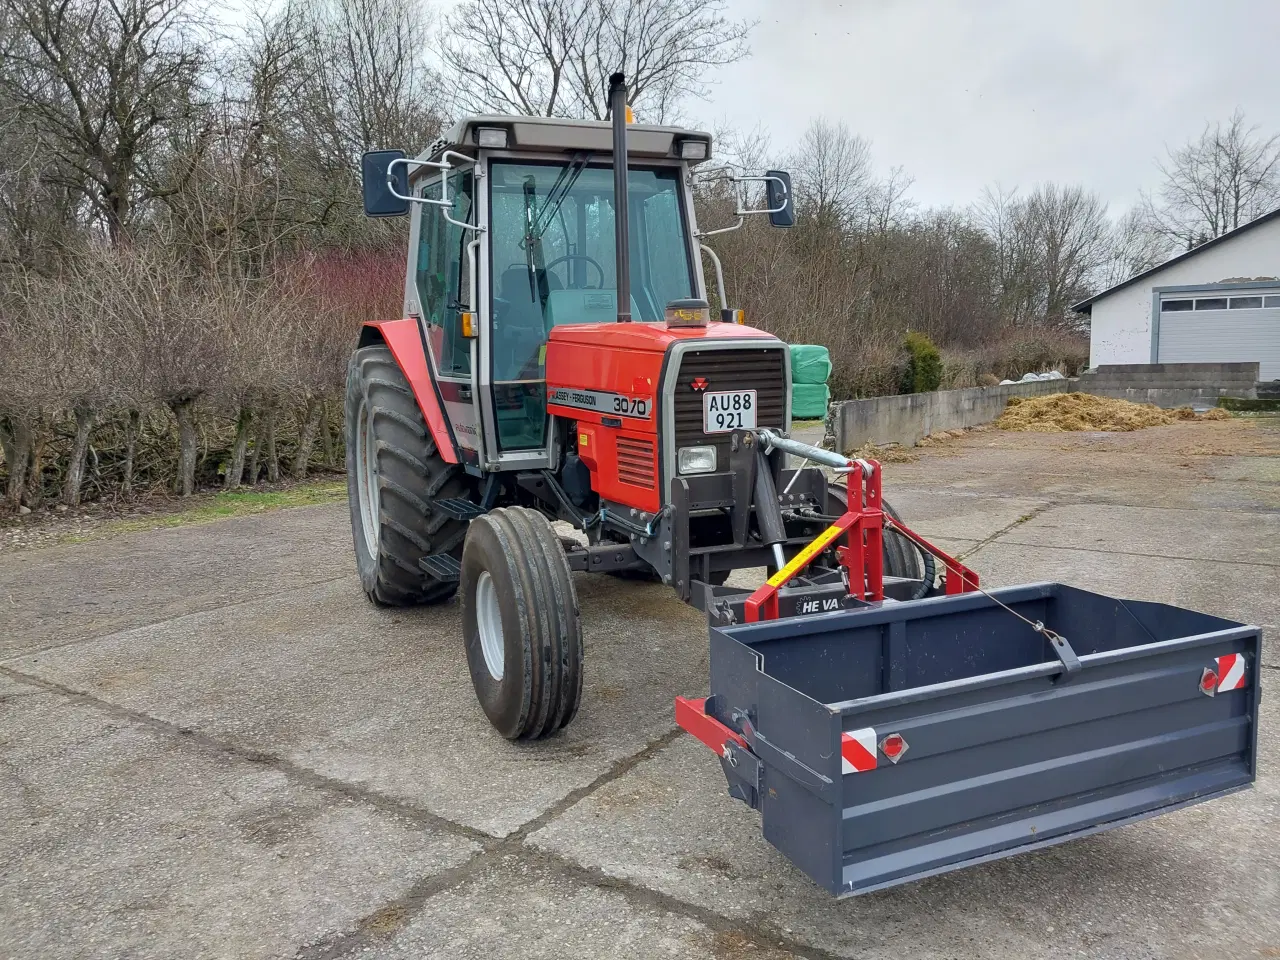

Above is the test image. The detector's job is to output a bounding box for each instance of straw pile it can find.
[997,393,1232,432]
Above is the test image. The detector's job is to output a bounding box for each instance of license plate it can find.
[703,390,757,433]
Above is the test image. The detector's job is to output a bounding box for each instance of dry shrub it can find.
[828,340,904,400]
[941,354,980,389]
[998,394,1232,432]
[953,329,1091,384]
[1200,407,1233,421]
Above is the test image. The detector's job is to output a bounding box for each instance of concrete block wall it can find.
[829,362,1261,455]
[832,379,1070,452]
[1075,362,1258,408]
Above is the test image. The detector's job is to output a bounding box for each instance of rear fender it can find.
[359,319,459,464]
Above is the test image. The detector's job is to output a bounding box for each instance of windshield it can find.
[488,159,695,450]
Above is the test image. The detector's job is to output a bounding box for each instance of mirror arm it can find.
[696,218,743,239]
[387,152,486,233]
[731,174,790,216]
[697,242,728,311]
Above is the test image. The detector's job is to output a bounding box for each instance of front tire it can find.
[825,482,923,581]
[346,345,469,606]
[461,507,583,739]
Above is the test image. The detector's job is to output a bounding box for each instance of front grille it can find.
[616,436,657,489]
[672,346,787,470]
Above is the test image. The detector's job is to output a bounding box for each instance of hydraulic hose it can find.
[789,508,935,600]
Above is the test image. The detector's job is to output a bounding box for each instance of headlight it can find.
[678,445,717,475]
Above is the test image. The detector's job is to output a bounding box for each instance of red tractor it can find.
[347,75,929,739]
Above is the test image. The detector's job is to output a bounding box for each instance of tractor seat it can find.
[495,266,560,381]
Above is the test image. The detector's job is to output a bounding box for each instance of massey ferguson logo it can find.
[690,377,709,392]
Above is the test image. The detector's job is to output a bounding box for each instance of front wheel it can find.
[461,507,584,739]
[825,481,926,583]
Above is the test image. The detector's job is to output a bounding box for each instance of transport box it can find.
[685,583,1261,896]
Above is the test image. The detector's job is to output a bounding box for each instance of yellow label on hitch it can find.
[767,523,844,588]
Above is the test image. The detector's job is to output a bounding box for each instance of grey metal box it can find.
[706,583,1261,895]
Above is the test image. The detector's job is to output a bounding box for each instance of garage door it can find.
[1158,290,1280,380]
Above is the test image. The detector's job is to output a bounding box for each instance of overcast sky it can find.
[694,0,1280,213]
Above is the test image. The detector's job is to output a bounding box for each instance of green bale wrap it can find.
[790,382,830,419]
[789,344,832,385]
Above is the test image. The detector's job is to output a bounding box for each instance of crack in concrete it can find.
[980,538,1280,569]
[0,662,492,846]
[956,502,1054,562]
[292,726,696,960]
[0,574,353,663]
[294,726,847,960]
[0,663,820,960]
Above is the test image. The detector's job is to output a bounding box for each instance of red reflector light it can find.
[879,732,908,763]
[1200,668,1218,697]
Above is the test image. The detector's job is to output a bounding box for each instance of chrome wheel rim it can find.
[356,398,380,557]
[475,571,505,681]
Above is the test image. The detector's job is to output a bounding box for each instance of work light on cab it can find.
[475,126,508,148]
[677,138,709,161]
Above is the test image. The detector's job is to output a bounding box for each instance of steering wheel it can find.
[543,254,606,290]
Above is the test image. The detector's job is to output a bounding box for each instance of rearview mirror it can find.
[362,149,409,217]
[766,170,794,228]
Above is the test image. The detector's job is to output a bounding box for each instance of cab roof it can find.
[419,115,713,166]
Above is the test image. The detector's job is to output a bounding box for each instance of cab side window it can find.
[415,169,474,378]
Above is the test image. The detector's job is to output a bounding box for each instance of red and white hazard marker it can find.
[1216,653,1247,693]
[841,728,877,774]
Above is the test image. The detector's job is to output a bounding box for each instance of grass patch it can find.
[65,480,346,542]
[1218,396,1280,413]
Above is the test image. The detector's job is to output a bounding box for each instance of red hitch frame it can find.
[742,460,979,623]
[674,696,750,757]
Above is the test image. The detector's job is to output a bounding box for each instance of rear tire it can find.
[461,507,584,739]
[346,345,469,606]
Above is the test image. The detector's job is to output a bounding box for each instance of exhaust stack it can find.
[608,72,631,323]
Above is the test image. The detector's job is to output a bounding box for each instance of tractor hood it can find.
[547,320,782,355]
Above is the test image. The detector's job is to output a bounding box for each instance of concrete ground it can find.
[2,417,1277,960]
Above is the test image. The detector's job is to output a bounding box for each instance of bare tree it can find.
[301,0,444,161]
[974,183,1111,328]
[0,0,212,246]
[787,119,875,230]
[1024,183,1112,326]
[441,0,752,121]
[1104,206,1171,288]
[1146,109,1280,251]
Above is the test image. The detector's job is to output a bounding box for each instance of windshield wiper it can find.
[522,176,544,303]
[533,152,591,239]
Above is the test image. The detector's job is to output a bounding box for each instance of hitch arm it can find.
[744,430,979,622]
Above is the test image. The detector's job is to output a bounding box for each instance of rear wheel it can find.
[346,344,469,606]
[461,507,583,739]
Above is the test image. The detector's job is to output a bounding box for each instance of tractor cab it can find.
[361,111,791,476]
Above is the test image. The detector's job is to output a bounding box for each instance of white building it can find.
[1073,208,1280,381]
